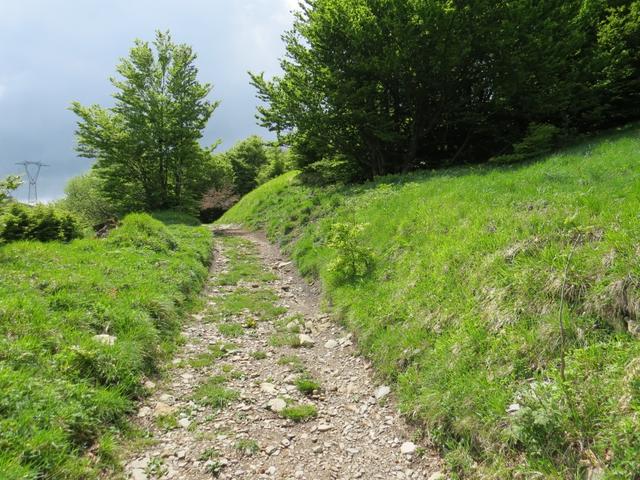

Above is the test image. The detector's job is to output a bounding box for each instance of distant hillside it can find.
[220,124,640,478]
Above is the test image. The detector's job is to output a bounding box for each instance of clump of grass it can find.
[251,350,267,360]
[212,288,287,322]
[280,403,318,422]
[194,382,238,410]
[0,212,211,479]
[295,376,321,396]
[235,438,260,456]
[218,322,244,338]
[270,333,302,348]
[278,355,306,372]
[188,350,224,369]
[155,414,179,431]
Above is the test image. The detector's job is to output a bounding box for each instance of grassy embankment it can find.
[220,125,640,478]
[0,211,212,479]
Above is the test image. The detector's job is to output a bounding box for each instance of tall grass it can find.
[220,124,640,478]
[0,212,212,479]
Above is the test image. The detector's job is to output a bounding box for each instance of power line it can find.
[16,161,49,204]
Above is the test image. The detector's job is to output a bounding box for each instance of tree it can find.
[224,135,269,196]
[72,31,220,212]
[58,172,115,226]
[251,0,640,180]
[0,175,22,208]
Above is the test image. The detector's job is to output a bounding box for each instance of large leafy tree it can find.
[72,31,219,212]
[252,0,640,180]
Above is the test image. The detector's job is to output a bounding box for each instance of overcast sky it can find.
[0,0,297,201]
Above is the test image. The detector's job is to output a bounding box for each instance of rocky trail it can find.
[123,227,442,480]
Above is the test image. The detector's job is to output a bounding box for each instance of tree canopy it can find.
[72,31,222,212]
[251,0,640,179]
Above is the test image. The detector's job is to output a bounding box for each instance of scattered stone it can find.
[137,406,151,418]
[400,442,417,455]
[298,334,315,347]
[265,445,278,456]
[428,473,446,480]
[507,403,521,414]
[317,423,332,432]
[324,339,338,349]
[375,385,391,400]
[178,418,191,429]
[261,382,277,394]
[267,398,287,413]
[130,469,147,480]
[144,380,156,389]
[153,402,175,417]
[93,334,116,346]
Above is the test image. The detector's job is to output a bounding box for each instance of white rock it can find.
[317,423,332,432]
[130,469,147,480]
[400,442,417,455]
[375,385,391,400]
[507,403,521,414]
[153,402,176,417]
[299,334,315,347]
[93,334,116,346]
[324,339,338,349]
[144,380,156,389]
[267,466,277,475]
[137,406,151,418]
[268,398,287,413]
[178,418,191,429]
[261,382,278,394]
[428,473,446,480]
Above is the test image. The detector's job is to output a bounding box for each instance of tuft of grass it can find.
[295,376,321,396]
[278,355,306,372]
[194,380,239,410]
[211,288,287,322]
[280,403,318,422]
[251,350,267,360]
[219,125,640,478]
[155,414,179,431]
[234,438,260,456]
[188,350,225,369]
[217,322,245,338]
[0,212,211,479]
[270,333,302,348]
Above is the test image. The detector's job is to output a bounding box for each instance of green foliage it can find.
[252,0,640,179]
[219,126,640,477]
[0,212,211,479]
[326,222,374,284]
[59,172,115,226]
[279,403,318,422]
[0,203,82,243]
[224,135,269,196]
[0,175,22,206]
[194,381,239,409]
[72,31,222,212]
[295,376,321,396]
[235,438,259,456]
[493,123,563,164]
[107,213,177,253]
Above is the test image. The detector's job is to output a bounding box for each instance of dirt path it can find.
[123,227,442,480]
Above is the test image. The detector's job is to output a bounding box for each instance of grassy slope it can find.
[0,212,212,479]
[220,125,640,479]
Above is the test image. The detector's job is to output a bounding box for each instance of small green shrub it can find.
[295,376,321,396]
[194,381,238,409]
[326,222,374,284]
[0,203,82,243]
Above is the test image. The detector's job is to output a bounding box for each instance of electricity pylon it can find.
[16,161,49,204]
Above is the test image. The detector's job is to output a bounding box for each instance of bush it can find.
[326,222,374,284]
[107,213,177,253]
[492,123,562,164]
[0,203,82,243]
[59,173,115,227]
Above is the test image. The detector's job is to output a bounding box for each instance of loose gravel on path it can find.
[124,226,443,480]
